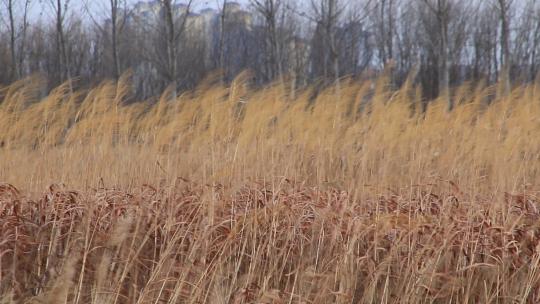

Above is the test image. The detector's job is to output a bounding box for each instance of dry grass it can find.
[1,74,540,302]
[3,180,540,303]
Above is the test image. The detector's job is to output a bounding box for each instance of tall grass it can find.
[1,74,539,192]
[1,74,540,302]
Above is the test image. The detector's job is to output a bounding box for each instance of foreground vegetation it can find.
[2,75,540,303]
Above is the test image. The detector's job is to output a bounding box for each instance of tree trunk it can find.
[163,0,177,100]
[110,0,121,81]
[219,0,228,83]
[327,0,339,87]
[530,21,540,81]
[55,0,72,92]
[252,0,284,82]
[8,0,18,80]
[387,0,394,61]
[18,0,30,79]
[498,0,511,96]
[438,7,450,109]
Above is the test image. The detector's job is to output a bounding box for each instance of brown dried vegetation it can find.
[1,75,540,302]
[2,181,540,303]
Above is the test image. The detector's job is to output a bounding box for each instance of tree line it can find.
[0,0,537,103]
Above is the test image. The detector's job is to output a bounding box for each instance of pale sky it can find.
[14,0,251,24]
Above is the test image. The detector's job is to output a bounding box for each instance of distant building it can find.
[173,3,188,16]
[127,1,255,80]
[224,1,242,13]
[132,1,161,20]
[288,37,311,87]
[128,1,251,32]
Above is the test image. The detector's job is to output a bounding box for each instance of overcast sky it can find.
[11,0,251,24]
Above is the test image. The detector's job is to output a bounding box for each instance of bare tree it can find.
[84,0,129,81]
[493,0,513,95]
[3,0,31,80]
[109,0,123,80]
[419,0,451,107]
[391,2,420,84]
[217,0,228,83]
[310,0,342,86]
[49,0,72,89]
[524,1,540,81]
[161,0,195,99]
[470,2,495,82]
[249,0,285,82]
[2,0,540,101]
[372,0,396,67]
[341,0,374,75]
[7,0,16,79]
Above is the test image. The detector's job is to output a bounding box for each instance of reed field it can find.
[2,74,540,303]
